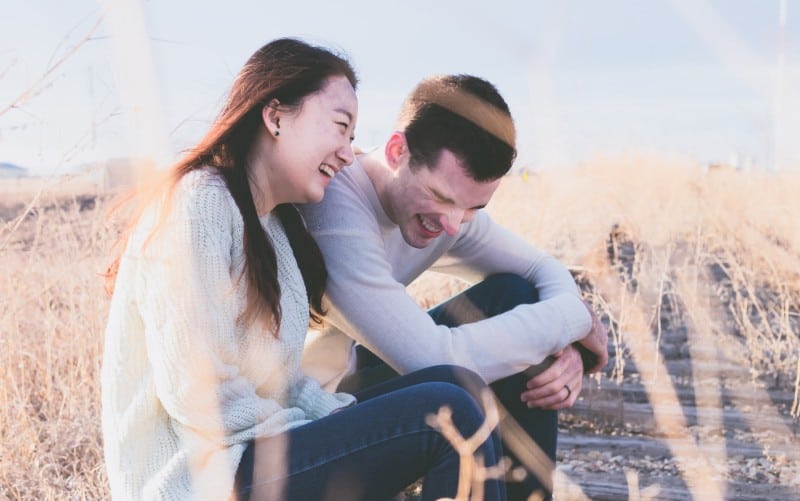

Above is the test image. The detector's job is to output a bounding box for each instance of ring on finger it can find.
[563,384,572,401]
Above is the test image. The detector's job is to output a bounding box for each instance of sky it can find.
[1,0,799,175]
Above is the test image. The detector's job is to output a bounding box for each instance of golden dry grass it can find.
[494,155,800,389]
[1,156,799,499]
[1,190,116,498]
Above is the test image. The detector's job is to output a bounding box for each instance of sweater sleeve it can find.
[135,179,307,445]
[312,216,591,384]
[434,210,592,336]
[289,375,355,419]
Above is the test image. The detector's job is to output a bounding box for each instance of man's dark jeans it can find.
[338,274,558,500]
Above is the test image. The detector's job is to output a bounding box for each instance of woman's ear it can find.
[384,132,408,171]
[262,99,282,137]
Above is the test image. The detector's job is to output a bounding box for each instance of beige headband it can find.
[410,82,516,150]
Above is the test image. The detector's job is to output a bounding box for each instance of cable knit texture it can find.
[101,168,354,500]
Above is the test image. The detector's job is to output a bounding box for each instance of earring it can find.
[274,130,280,136]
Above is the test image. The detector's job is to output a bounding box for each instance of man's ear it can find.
[261,99,282,136]
[385,132,408,171]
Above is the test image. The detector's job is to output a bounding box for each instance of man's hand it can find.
[576,300,609,374]
[520,345,584,410]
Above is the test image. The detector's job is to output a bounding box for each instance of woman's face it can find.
[269,75,358,205]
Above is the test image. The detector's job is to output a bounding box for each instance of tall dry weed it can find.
[2,155,799,499]
[486,155,800,391]
[1,193,116,499]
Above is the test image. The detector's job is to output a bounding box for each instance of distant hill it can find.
[0,163,28,178]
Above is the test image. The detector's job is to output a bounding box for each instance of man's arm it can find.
[314,217,592,383]
[433,211,608,371]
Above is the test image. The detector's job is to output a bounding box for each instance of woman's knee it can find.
[414,382,485,431]
[415,382,502,467]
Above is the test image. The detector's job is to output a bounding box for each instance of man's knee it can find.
[479,273,539,307]
[458,273,539,320]
[429,274,539,326]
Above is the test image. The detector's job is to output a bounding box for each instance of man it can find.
[299,74,608,499]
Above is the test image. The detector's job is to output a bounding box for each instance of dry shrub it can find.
[1,193,116,499]
[481,154,800,390]
[2,154,799,499]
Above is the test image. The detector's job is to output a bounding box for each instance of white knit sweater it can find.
[101,168,354,500]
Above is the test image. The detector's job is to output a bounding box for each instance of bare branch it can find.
[425,389,503,500]
[0,15,103,118]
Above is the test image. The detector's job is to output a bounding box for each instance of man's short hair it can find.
[396,74,517,181]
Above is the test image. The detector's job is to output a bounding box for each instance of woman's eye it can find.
[337,122,348,131]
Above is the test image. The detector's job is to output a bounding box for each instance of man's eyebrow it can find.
[430,187,487,210]
[430,187,455,204]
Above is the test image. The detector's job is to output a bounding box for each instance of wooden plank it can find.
[566,397,799,438]
[557,468,800,501]
[579,378,798,407]
[558,433,800,461]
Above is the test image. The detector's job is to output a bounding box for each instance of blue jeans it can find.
[235,365,506,501]
[338,274,557,501]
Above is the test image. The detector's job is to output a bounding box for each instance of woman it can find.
[102,38,505,500]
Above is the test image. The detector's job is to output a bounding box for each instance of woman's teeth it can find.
[319,164,335,178]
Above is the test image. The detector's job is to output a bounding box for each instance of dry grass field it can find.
[1,156,799,500]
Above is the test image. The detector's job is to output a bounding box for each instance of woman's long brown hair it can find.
[104,38,357,332]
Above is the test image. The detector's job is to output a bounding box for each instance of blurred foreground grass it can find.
[1,155,798,499]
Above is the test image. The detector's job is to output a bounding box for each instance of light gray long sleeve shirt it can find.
[299,158,591,388]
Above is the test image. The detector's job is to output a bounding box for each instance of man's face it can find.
[387,149,501,249]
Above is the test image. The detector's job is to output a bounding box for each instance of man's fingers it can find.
[522,351,585,409]
[522,345,588,408]
[526,359,565,389]
[526,345,582,389]
[548,374,583,409]
[523,377,582,409]
[522,371,582,403]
